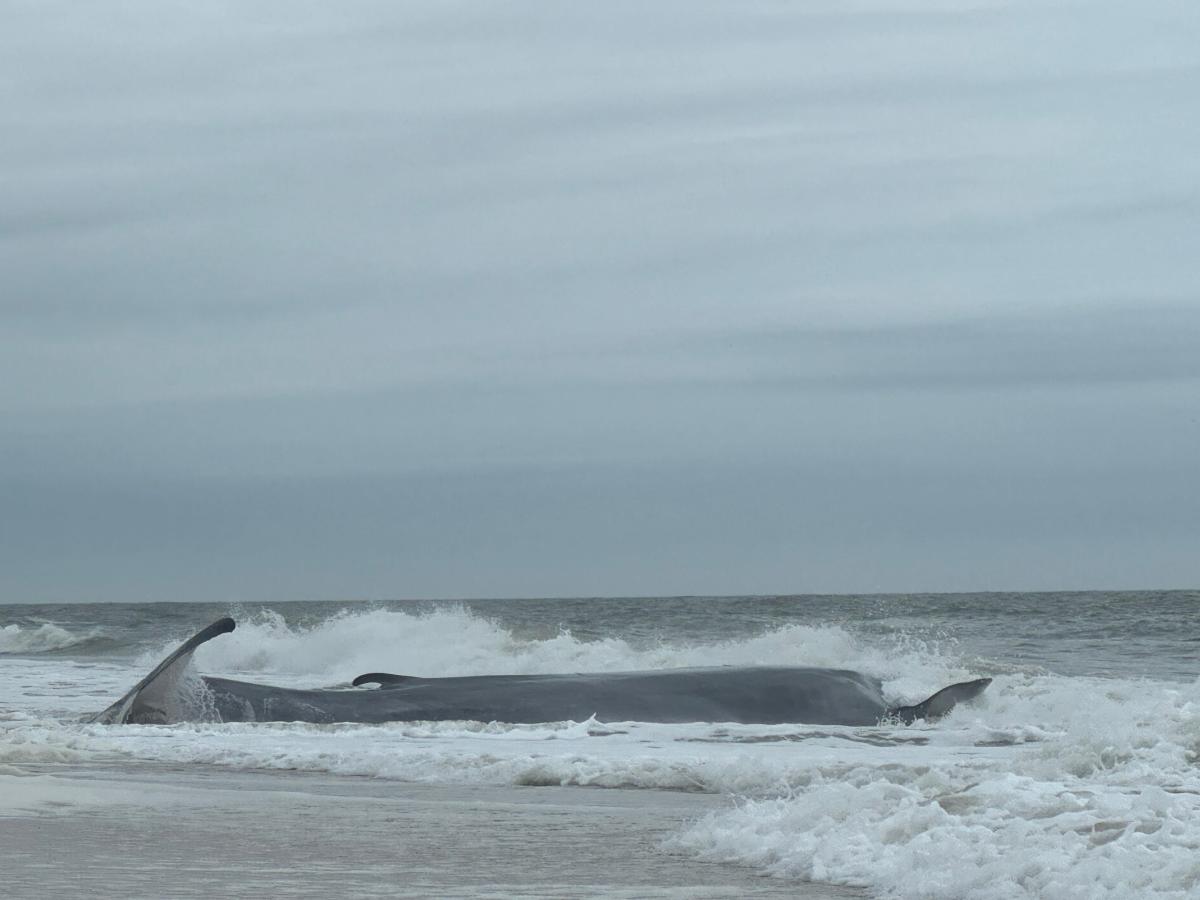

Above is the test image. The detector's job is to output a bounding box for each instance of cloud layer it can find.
[3,1,1198,600]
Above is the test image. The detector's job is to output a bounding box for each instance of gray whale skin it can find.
[92,617,991,727]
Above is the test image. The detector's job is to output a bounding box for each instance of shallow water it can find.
[2,592,1198,898]
[3,765,857,900]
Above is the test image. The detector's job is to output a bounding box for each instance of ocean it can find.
[2,593,1198,898]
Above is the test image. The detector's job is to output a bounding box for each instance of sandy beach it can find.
[2,762,863,899]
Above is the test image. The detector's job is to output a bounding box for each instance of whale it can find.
[91,617,991,727]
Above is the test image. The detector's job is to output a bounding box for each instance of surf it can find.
[91,617,990,726]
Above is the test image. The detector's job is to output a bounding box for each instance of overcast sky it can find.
[3,1,1199,603]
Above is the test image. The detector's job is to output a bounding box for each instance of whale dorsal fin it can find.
[89,617,235,724]
[888,677,992,725]
[352,672,413,688]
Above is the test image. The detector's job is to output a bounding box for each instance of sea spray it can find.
[137,605,972,702]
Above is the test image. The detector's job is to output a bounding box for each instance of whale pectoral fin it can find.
[89,617,236,724]
[351,672,412,688]
[888,677,992,725]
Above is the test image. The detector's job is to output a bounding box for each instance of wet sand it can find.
[1,763,864,899]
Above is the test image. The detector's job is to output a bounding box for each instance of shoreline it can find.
[2,762,864,899]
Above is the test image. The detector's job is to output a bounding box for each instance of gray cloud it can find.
[2,1,1199,601]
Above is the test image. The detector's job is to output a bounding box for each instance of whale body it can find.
[91,617,991,727]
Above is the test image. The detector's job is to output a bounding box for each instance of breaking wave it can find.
[671,674,1200,899]
[142,605,973,703]
[0,623,111,655]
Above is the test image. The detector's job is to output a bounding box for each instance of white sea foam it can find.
[18,715,977,792]
[147,606,968,703]
[0,717,118,765]
[673,675,1200,899]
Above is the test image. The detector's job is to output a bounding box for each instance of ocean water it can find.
[2,593,1198,898]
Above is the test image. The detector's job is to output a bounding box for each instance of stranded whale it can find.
[91,617,991,727]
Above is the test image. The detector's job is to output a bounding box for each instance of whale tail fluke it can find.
[89,617,235,724]
[888,677,992,725]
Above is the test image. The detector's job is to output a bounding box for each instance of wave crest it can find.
[140,606,972,697]
[0,623,106,655]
